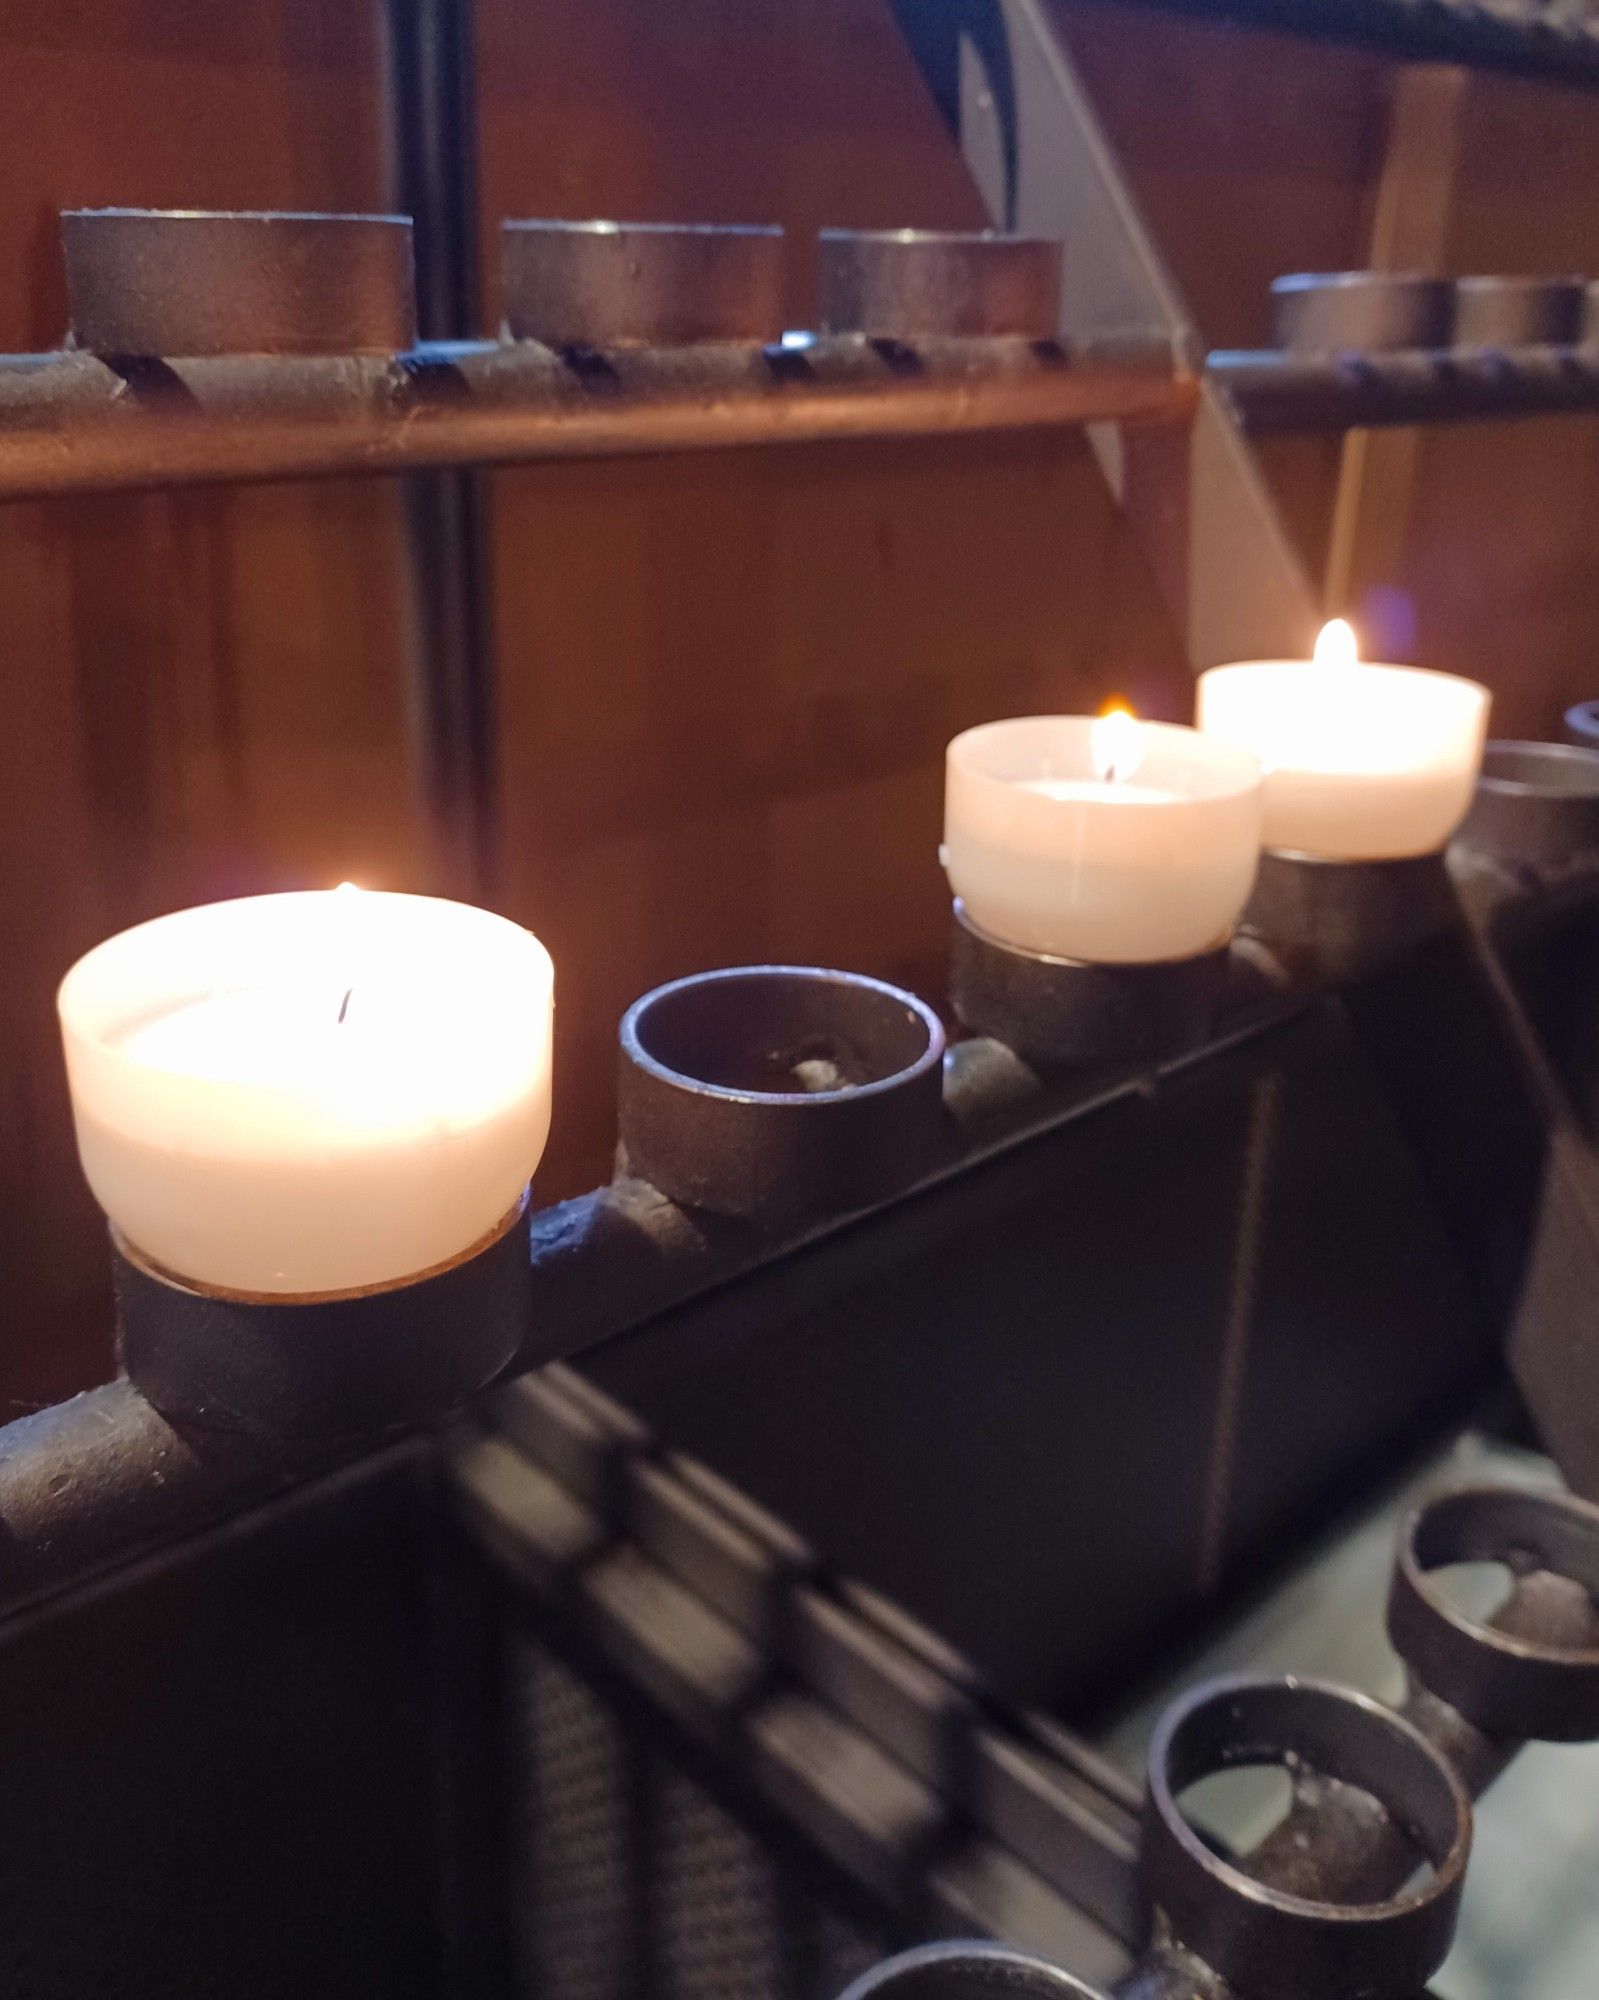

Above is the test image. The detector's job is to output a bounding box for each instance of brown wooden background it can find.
[3,0,1596,1406]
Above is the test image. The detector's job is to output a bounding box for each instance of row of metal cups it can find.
[1272,269,1599,352]
[622,731,1599,1228]
[838,1480,1599,2000]
[92,727,1599,1441]
[61,207,1061,359]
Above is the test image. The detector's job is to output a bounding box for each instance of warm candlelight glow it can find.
[58,890,554,1294]
[1313,618,1358,668]
[1091,703,1143,786]
[944,716,1263,962]
[1197,628,1490,859]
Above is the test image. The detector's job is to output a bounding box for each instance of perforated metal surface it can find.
[510,1634,899,2000]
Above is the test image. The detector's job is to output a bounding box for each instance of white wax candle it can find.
[1196,622,1490,860]
[58,889,554,1296]
[943,713,1263,963]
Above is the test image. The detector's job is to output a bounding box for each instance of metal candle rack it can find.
[6,205,1599,1997]
[837,1479,1599,2000]
[1213,269,1599,433]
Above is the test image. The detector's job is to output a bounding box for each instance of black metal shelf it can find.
[1115,0,1599,88]
[0,334,1188,502]
[1210,344,1599,432]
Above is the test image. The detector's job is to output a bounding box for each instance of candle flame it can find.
[1091,703,1143,786]
[1314,618,1358,667]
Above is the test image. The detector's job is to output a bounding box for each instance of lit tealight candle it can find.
[1197,621,1490,860]
[58,888,554,1297]
[943,710,1264,963]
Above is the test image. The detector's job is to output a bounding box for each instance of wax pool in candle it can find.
[58,889,554,1296]
[944,713,1263,963]
[1196,621,1490,860]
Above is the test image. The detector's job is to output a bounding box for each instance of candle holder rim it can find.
[1270,268,1448,292]
[619,964,945,1108]
[501,216,784,241]
[953,897,1232,970]
[1475,738,1599,800]
[948,712,1264,801]
[1454,272,1587,296]
[109,1185,531,1307]
[817,225,1059,251]
[64,205,412,229]
[1146,1671,1473,1919]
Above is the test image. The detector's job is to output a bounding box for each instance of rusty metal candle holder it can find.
[1143,1677,1471,2000]
[1451,275,1586,349]
[1454,739,1599,880]
[61,208,418,358]
[816,229,1062,340]
[948,900,1228,1070]
[617,966,946,1227]
[113,1193,529,1441]
[1271,271,1453,353]
[500,219,786,348]
[1237,850,1461,987]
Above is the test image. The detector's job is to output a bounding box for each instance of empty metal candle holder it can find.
[1143,1676,1472,2000]
[838,1943,1105,2000]
[1271,271,1453,353]
[816,230,1062,340]
[113,1193,529,1440]
[617,966,946,1226]
[1451,275,1586,349]
[949,900,1227,1070]
[1388,1484,1599,1742]
[1238,850,1460,986]
[501,220,785,348]
[1453,739,1599,880]
[61,208,418,357]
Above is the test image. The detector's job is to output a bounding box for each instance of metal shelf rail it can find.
[1210,344,1599,432]
[0,335,1188,503]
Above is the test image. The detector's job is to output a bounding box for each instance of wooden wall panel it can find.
[0,3,421,1403]
[475,0,1191,1198]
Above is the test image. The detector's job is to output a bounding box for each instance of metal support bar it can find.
[1106,0,1599,91]
[381,0,495,891]
[892,0,1318,662]
[0,337,1187,502]
[1213,346,1599,433]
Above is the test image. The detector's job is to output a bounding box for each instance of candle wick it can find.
[337,987,353,1026]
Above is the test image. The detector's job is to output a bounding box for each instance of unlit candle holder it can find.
[617,965,946,1227]
[1454,739,1599,881]
[61,208,418,358]
[501,219,786,349]
[1451,276,1586,349]
[1271,271,1453,354]
[114,1193,530,1441]
[949,900,1228,1070]
[816,229,1062,341]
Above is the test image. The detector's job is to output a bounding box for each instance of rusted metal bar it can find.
[1212,345,1599,434]
[0,335,1188,502]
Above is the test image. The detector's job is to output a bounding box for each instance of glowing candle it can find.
[58,888,554,1296]
[1197,622,1490,860]
[943,709,1264,963]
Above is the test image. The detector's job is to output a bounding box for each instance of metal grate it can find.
[509,1633,898,2000]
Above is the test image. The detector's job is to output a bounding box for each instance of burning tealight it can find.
[58,888,553,1296]
[943,710,1264,963]
[1197,621,1490,860]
